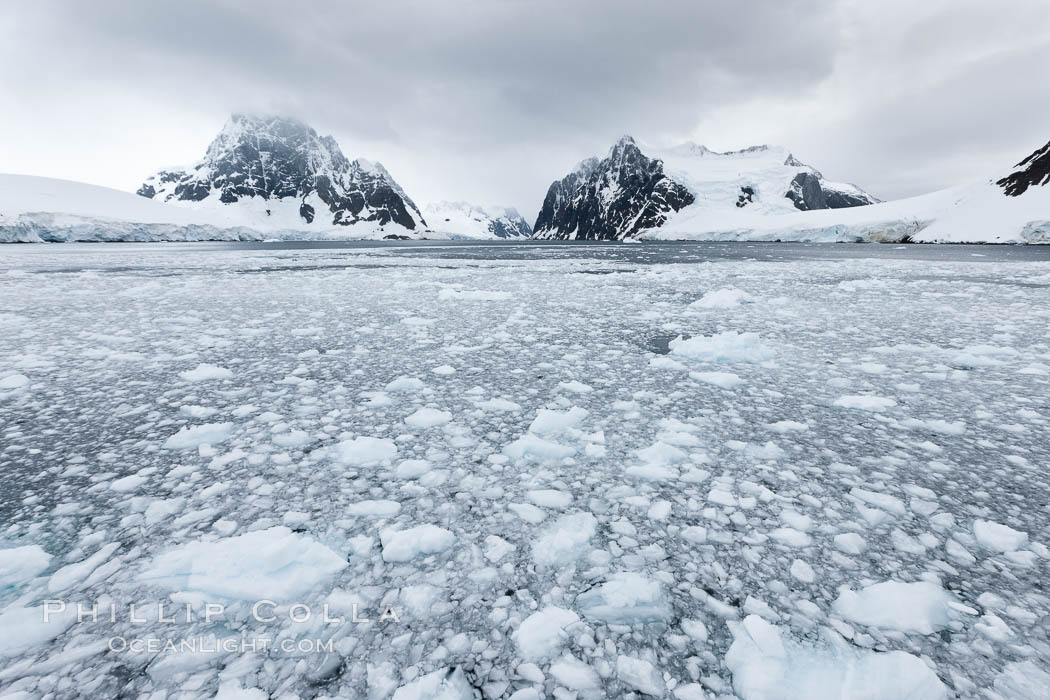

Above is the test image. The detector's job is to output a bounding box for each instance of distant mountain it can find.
[997,140,1050,197]
[533,137,878,240]
[137,114,425,233]
[422,201,532,239]
[533,136,695,240]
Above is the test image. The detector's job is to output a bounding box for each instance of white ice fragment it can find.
[616,655,666,696]
[0,373,30,390]
[549,655,601,691]
[405,407,453,429]
[576,572,672,623]
[528,407,588,436]
[381,525,456,563]
[163,422,233,449]
[532,512,597,567]
[0,545,51,586]
[691,287,754,309]
[527,489,573,509]
[178,363,233,382]
[514,607,580,660]
[335,436,398,465]
[973,519,1028,553]
[832,580,957,634]
[725,615,947,700]
[391,666,474,700]
[670,331,775,363]
[690,371,745,389]
[139,527,345,600]
[503,434,576,462]
[347,500,402,517]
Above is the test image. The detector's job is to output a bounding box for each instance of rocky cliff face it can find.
[533,138,877,240]
[532,137,695,240]
[137,115,425,231]
[997,140,1050,197]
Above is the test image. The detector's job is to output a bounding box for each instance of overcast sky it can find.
[2,0,1048,222]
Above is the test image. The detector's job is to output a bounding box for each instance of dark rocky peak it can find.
[997,140,1050,197]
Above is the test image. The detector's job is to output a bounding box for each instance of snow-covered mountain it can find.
[137,114,426,234]
[422,201,532,239]
[648,138,1050,243]
[533,136,877,240]
[532,136,695,240]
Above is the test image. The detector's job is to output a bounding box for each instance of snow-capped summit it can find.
[533,136,878,240]
[137,114,426,233]
[533,136,695,240]
[422,201,532,239]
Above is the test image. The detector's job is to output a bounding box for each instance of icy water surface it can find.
[1,241,1049,698]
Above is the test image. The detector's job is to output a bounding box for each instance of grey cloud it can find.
[2,0,1047,220]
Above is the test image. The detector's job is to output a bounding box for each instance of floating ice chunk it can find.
[833,533,867,555]
[180,404,219,419]
[725,615,948,700]
[178,363,233,382]
[508,503,547,524]
[832,580,957,634]
[396,459,432,479]
[993,660,1050,699]
[110,474,147,492]
[790,559,815,583]
[405,408,453,428]
[0,604,77,657]
[273,430,311,448]
[617,655,666,696]
[503,434,576,462]
[163,422,233,449]
[549,655,601,691]
[400,316,435,326]
[766,420,808,433]
[483,535,515,562]
[385,376,425,393]
[681,526,708,544]
[691,287,754,309]
[576,572,671,623]
[973,519,1028,553]
[670,331,775,363]
[0,373,30,390]
[558,380,593,394]
[381,525,456,563]
[849,488,906,516]
[514,607,580,660]
[431,364,457,375]
[347,500,402,517]
[745,441,786,460]
[391,666,474,700]
[477,398,521,412]
[0,545,51,587]
[529,407,588,436]
[532,512,597,567]
[708,488,737,507]
[48,542,120,592]
[637,441,688,464]
[833,395,897,412]
[527,489,573,509]
[335,436,398,465]
[139,527,346,600]
[769,528,812,547]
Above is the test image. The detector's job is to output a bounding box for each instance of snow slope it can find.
[0,174,428,242]
[422,201,532,239]
[649,142,1050,243]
